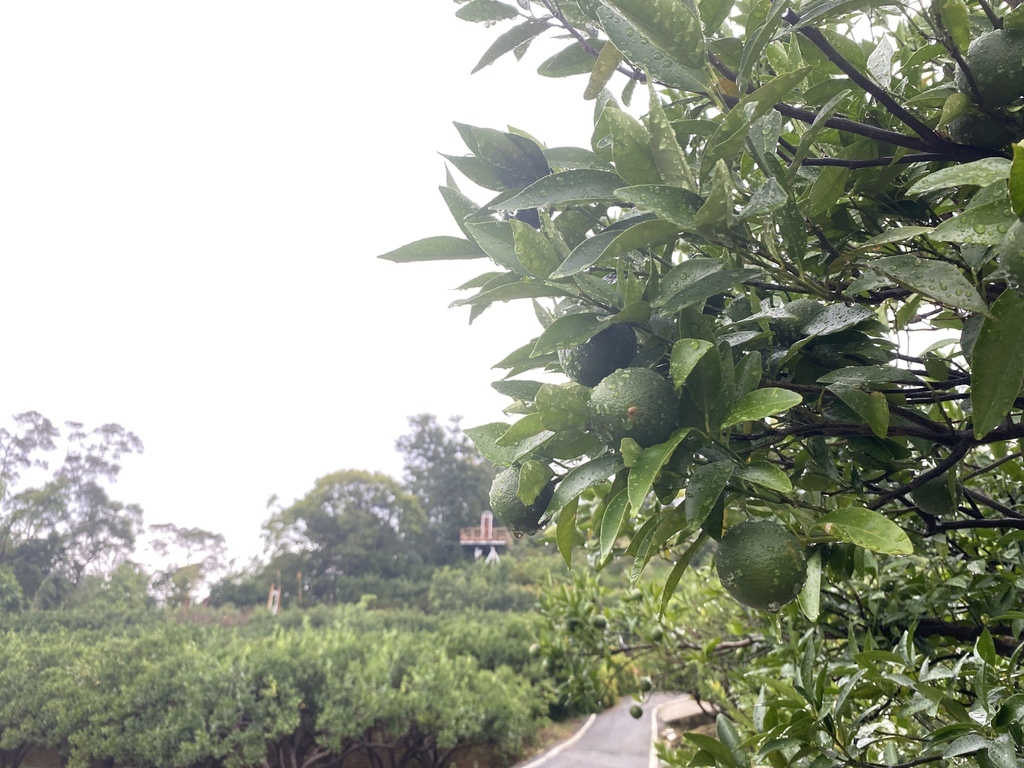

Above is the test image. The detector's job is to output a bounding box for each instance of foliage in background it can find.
[0,607,550,768]
[384,0,1024,764]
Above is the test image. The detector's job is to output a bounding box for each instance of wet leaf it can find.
[495,169,626,209]
[812,507,913,555]
[870,255,988,314]
[722,388,803,428]
[378,236,485,262]
[971,289,1024,438]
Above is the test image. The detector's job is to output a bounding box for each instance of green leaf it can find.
[536,383,590,431]
[971,289,1024,438]
[695,159,732,230]
[604,107,662,185]
[849,226,934,253]
[658,532,707,615]
[594,4,710,91]
[734,461,792,493]
[464,423,520,466]
[494,169,626,209]
[548,455,625,518]
[906,157,1011,196]
[704,68,811,172]
[739,178,788,219]
[684,461,734,524]
[1010,142,1024,220]
[648,81,696,189]
[496,413,547,446]
[828,384,890,439]
[472,20,548,73]
[870,256,988,314]
[993,693,1024,728]
[599,219,681,262]
[599,489,630,560]
[550,229,621,278]
[531,313,605,356]
[801,303,875,336]
[538,40,606,78]
[812,508,914,555]
[722,387,803,428]
[452,280,575,307]
[518,460,554,505]
[930,198,1018,247]
[378,236,485,262]
[456,0,521,22]
[557,496,579,567]
[670,338,714,388]
[798,547,822,621]
[628,429,692,512]
[817,364,921,385]
[511,219,560,277]
[602,0,707,70]
[584,40,623,98]
[614,184,705,229]
[943,734,989,758]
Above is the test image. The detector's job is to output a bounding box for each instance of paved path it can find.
[516,693,707,768]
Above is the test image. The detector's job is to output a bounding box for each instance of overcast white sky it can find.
[0,3,600,563]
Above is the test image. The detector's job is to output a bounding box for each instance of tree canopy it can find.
[384,1,1024,764]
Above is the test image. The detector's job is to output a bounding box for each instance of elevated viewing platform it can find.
[459,510,512,547]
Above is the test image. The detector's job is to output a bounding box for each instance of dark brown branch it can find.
[923,517,1024,532]
[783,9,938,142]
[868,439,972,509]
[801,153,951,168]
[962,488,1024,519]
[916,618,1020,656]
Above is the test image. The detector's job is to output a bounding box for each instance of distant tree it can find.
[262,470,428,602]
[148,523,227,607]
[0,415,143,605]
[396,414,496,565]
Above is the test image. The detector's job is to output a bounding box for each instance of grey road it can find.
[517,693,683,768]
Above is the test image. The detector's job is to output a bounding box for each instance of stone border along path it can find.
[515,694,710,768]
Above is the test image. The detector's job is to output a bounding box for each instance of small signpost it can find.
[458,510,512,563]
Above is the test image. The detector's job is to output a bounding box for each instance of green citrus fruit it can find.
[639,676,654,693]
[559,323,638,387]
[946,109,1020,149]
[955,29,1024,108]
[715,520,807,611]
[588,367,681,448]
[488,467,555,535]
[591,614,608,630]
[629,704,644,719]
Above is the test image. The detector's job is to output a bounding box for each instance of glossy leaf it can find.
[628,429,692,512]
[494,169,626,209]
[531,313,605,356]
[812,508,913,555]
[828,384,890,438]
[536,383,590,431]
[670,338,714,389]
[556,496,579,567]
[734,461,792,493]
[464,422,520,466]
[548,455,625,518]
[870,256,988,314]
[599,489,630,560]
[906,158,1010,196]
[378,236,485,263]
[602,0,706,70]
[472,20,548,73]
[684,461,734,524]
[971,289,1024,438]
[456,0,521,22]
[722,387,803,428]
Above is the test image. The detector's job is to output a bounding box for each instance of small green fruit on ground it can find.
[955,29,1024,108]
[488,467,555,534]
[589,367,681,448]
[715,520,807,611]
[629,704,644,719]
[559,323,638,387]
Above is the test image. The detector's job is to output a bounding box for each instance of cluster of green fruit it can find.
[487,323,810,612]
[489,322,676,534]
[948,28,1024,148]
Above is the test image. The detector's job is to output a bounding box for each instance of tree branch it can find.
[783,10,938,143]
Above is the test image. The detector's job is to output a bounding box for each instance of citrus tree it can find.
[382,0,1024,764]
